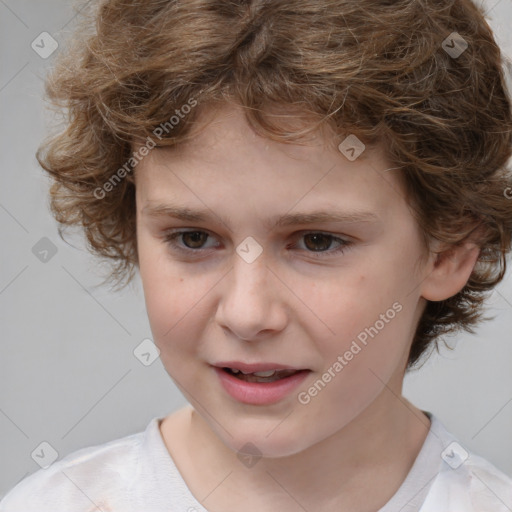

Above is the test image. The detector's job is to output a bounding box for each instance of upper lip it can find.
[213,361,307,372]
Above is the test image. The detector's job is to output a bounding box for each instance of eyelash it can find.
[162,230,352,259]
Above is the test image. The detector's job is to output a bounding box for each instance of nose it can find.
[214,252,288,341]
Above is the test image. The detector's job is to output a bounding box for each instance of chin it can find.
[211,420,319,460]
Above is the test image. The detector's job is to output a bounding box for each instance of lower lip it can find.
[213,367,311,405]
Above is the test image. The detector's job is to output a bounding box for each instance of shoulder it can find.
[465,452,512,510]
[420,414,512,511]
[0,422,153,512]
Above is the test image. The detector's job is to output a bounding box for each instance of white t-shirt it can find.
[1,411,511,512]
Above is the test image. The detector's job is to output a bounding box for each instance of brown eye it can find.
[180,231,209,249]
[163,230,218,255]
[303,233,335,252]
[163,229,352,260]
[291,231,352,258]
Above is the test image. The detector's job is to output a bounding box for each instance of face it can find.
[135,103,431,458]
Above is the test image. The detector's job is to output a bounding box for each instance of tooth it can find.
[252,370,277,377]
[230,368,240,374]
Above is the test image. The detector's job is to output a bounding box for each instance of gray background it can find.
[1,0,511,498]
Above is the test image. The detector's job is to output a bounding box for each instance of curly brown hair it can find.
[36,0,512,368]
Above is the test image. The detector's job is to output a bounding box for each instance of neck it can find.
[176,385,430,511]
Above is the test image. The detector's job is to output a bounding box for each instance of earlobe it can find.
[421,242,480,302]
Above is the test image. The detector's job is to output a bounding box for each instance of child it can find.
[2,0,512,510]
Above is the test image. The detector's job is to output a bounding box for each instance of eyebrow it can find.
[141,203,379,230]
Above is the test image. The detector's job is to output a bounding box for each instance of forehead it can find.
[153,102,376,166]
[134,104,408,225]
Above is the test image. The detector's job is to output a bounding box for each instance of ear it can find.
[420,242,480,302]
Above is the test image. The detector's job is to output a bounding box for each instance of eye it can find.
[290,232,352,258]
[163,229,352,258]
[163,230,218,254]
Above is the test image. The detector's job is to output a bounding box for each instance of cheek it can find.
[138,236,191,342]
[309,272,397,339]
[141,272,205,382]
[310,268,416,369]
[299,296,413,422]
[142,274,196,345]
[138,240,217,365]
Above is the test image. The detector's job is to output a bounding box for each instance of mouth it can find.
[212,364,312,405]
[221,367,307,383]
[213,360,311,382]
